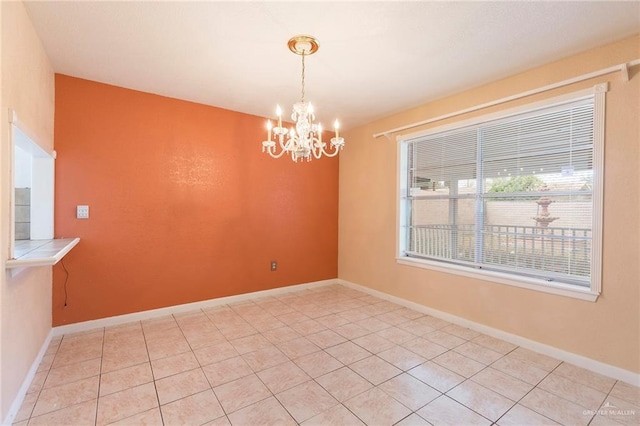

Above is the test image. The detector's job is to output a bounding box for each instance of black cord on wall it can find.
[60,258,69,307]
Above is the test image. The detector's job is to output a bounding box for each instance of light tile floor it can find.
[13,284,639,425]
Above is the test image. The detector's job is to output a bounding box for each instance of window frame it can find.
[397,84,607,302]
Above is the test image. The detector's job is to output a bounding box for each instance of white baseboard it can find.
[52,279,337,336]
[337,279,640,387]
[2,330,53,426]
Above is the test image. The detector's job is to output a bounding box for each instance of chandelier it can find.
[262,35,345,162]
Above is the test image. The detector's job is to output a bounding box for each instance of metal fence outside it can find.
[409,224,591,279]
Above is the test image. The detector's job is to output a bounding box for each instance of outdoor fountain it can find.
[532,183,559,227]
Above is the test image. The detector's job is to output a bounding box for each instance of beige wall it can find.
[339,35,640,373]
[0,1,55,421]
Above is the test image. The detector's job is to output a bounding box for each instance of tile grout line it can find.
[297,299,383,424]
[140,320,165,426]
[586,381,618,426]
[23,336,60,424]
[25,333,97,424]
[228,299,299,424]
[309,317,435,424]
[411,339,506,424]
[493,357,570,425]
[93,327,106,426]
[183,308,233,425]
[236,298,323,424]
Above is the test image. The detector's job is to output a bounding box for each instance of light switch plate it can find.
[77,205,89,219]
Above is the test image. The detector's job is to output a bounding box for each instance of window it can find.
[9,110,55,258]
[398,87,605,300]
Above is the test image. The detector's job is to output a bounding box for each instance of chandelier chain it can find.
[301,50,306,102]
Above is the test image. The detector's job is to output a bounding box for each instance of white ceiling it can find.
[24,1,640,130]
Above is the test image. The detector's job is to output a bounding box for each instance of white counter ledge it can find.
[6,238,80,269]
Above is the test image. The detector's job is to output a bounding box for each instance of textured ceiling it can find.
[24,1,640,130]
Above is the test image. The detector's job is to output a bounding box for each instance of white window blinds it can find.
[403,97,596,287]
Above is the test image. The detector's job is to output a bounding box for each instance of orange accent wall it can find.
[53,74,338,326]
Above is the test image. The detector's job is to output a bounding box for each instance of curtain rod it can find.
[373,59,640,139]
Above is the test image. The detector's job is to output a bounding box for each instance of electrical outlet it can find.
[270,260,277,271]
[77,205,89,219]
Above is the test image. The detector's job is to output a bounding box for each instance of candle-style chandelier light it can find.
[262,35,345,162]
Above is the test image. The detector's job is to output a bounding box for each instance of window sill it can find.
[396,256,599,302]
[6,238,80,269]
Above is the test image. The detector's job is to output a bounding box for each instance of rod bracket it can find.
[620,63,629,82]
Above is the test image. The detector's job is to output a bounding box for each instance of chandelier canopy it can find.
[262,35,345,162]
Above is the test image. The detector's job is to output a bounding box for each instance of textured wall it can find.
[53,75,339,326]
